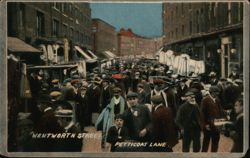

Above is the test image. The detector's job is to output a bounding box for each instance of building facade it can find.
[117,28,163,58]
[8,2,92,49]
[92,18,117,55]
[162,2,243,77]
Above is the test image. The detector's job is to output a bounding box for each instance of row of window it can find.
[166,7,242,39]
[36,11,91,45]
[52,2,91,26]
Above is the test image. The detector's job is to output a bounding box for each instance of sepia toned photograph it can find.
[0,0,249,157]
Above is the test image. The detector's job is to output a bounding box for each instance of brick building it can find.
[117,28,163,58]
[92,18,117,55]
[8,2,92,50]
[162,2,243,77]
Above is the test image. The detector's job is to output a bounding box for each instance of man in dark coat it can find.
[164,85,178,118]
[175,91,202,152]
[223,81,241,110]
[34,103,65,152]
[100,78,113,110]
[123,92,152,142]
[86,78,101,125]
[151,95,178,152]
[201,86,224,152]
[75,86,89,132]
[176,78,188,109]
[137,83,147,104]
[230,98,243,152]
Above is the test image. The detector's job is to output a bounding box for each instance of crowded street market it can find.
[8,49,244,152]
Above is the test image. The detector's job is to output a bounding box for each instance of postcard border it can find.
[0,0,249,157]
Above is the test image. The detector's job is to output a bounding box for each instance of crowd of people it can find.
[16,58,244,152]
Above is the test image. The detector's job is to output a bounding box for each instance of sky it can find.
[90,3,163,38]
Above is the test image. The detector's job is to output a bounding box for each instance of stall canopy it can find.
[8,37,42,54]
[87,50,98,59]
[75,46,97,63]
[103,51,117,59]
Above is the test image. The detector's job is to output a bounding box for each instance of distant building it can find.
[117,28,163,58]
[162,2,243,77]
[92,18,118,55]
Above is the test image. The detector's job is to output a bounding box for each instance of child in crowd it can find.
[106,114,129,152]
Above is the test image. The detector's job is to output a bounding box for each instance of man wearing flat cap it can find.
[51,79,61,92]
[201,86,224,152]
[151,95,178,152]
[123,91,152,144]
[176,91,202,152]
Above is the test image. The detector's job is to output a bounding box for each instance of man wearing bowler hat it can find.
[176,91,202,152]
[123,91,152,143]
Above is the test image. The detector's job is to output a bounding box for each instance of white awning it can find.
[75,46,92,60]
[104,51,116,59]
[87,50,98,59]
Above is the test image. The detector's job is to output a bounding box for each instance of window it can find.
[74,31,78,41]
[181,3,184,15]
[182,25,184,35]
[92,26,97,32]
[56,3,60,10]
[62,3,65,12]
[19,4,25,28]
[171,11,174,23]
[62,24,68,37]
[69,4,72,13]
[175,28,178,38]
[81,33,83,43]
[189,21,192,34]
[228,3,231,24]
[52,19,59,37]
[175,6,178,18]
[196,10,199,32]
[36,11,45,36]
[77,31,80,42]
[70,27,73,38]
[196,10,199,23]
[238,2,243,22]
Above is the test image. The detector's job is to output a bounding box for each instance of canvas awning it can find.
[103,51,116,59]
[8,37,42,53]
[75,46,97,63]
[105,51,116,58]
[87,50,98,59]
[27,64,78,69]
